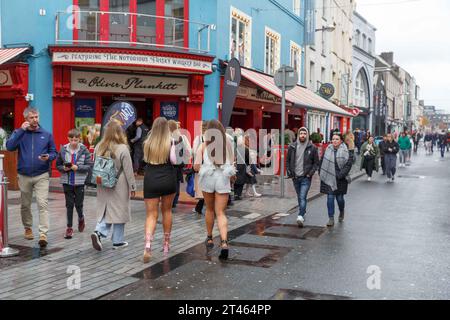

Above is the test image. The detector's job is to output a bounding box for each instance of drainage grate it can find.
[271,288,352,300]
[0,245,63,269]
[397,175,425,179]
[226,210,252,217]
[256,225,326,240]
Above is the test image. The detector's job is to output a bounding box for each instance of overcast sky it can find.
[355,0,450,113]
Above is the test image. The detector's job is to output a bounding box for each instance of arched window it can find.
[354,70,369,109]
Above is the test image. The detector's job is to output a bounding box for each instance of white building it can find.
[352,11,376,133]
[305,0,355,138]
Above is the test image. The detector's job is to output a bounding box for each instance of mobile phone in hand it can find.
[64,162,73,168]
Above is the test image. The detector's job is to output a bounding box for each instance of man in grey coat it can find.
[286,127,320,228]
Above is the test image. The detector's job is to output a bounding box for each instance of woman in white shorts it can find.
[194,120,236,260]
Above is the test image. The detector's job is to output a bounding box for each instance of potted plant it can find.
[310,132,323,145]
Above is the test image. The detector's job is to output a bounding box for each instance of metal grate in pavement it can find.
[397,175,426,179]
[271,288,352,300]
[0,245,63,269]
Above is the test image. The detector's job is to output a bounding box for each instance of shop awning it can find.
[240,67,353,117]
[0,47,30,65]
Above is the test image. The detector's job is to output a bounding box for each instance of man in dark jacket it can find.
[130,118,149,175]
[382,133,400,183]
[286,127,320,228]
[6,107,57,247]
[438,130,447,158]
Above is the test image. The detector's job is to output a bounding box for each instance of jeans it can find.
[292,176,312,217]
[173,180,180,206]
[385,154,397,179]
[327,194,345,218]
[381,156,386,174]
[440,144,446,158]
[399,150,408,165]
[63,184,85,228]
[133,146,144,172]
[95,215,125,245]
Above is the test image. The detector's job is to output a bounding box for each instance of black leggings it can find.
[364,157,375,177]
[63,184,85,228]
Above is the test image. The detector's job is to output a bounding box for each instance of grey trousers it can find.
[385,154,397,179]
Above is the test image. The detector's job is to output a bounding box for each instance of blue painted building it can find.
[190,0,307,128]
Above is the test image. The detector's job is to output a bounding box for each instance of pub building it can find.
[224,66,353,137]
[0,47,31,135]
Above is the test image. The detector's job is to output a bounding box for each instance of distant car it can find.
[374,136,384,146]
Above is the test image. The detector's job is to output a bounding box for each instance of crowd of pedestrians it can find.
[5,106,448,259]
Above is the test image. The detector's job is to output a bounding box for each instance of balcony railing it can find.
[55,11,212,54]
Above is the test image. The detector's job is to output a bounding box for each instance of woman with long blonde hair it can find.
[91,121,136,251]
[142,117,177,263]
[194,120,236,260]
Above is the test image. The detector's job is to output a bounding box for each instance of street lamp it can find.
[315,25,335,32]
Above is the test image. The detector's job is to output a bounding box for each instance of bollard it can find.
[0,154,19,258]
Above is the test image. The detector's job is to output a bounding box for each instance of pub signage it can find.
[71,71,189,96]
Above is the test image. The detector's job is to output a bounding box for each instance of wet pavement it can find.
[2,151,449,300]
[102,150,450,300]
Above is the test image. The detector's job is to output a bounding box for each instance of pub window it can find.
[76,0,100,41]
[230,7,252,67]
[165,0,185,47]
[137,0,157,44]
[265,27,280,75]
[109,0,130,42]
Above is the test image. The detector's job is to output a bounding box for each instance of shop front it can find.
[225,67,352,137]
[0,48,31,138]
[49,46,214,154]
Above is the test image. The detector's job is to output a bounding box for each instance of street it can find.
[100,150,450,300]
[1,149,449,300]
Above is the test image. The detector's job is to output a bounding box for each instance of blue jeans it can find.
[95,215,125,245]
[440,144,446,158]
[327,194,345,218]
[292,176,312,217]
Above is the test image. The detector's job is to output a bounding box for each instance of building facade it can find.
[304,0,355,137]
[351,11,376,133]
[191,0,351,134]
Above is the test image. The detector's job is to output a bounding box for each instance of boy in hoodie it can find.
[286,127,320,228]
[56,129,93,239]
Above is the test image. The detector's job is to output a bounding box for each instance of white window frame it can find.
[264,27,281,75]
[230,7,252,67]
[290,41,302,84]
[293,0,301,16]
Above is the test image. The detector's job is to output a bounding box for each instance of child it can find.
[56,129,93,239]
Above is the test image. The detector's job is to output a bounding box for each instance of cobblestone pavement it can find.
[1,162,363,300]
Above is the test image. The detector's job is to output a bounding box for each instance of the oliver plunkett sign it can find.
[71,71,189,96]
[53,52,212,73]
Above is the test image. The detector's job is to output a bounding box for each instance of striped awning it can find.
[240,67,353,117]
[0,47,29,65]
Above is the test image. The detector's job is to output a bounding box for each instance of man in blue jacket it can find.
[6,107,57,248]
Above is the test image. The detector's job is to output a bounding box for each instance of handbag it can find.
[185,170,195,198]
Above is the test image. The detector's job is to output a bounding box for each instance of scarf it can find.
[320,143,349,191]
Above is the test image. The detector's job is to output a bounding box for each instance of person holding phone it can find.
[6,107,57,248]
[56,129,93,239]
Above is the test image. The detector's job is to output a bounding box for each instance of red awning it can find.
[240,67,353,117]
[0,47,29,65]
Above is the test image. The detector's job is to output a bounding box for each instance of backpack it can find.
[90,153,123,188]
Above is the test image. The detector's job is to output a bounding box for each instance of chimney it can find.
[380,52,394,65]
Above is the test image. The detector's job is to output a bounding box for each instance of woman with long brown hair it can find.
[142,117,177,263]
[91,121,136,251]
[194,120,236,260]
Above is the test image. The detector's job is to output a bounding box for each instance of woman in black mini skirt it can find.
[142,117,177,263]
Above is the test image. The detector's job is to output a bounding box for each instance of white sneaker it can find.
[253,192,262,197]
[296,216,305,228]
[367,177,371,182]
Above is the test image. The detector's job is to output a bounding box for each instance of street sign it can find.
[274,66,298,198]
[319,83,335,99]
[274,66,298,91]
